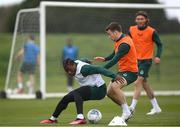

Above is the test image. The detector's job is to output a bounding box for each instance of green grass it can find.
[0,33,180,126]
[0,96,180,126]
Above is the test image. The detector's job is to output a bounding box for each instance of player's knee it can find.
[111,82,121,91]
[62,93,73,103]
[107,84,118,96]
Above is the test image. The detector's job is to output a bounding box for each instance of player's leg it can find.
[143,80,162,115]
[130,60,150,111]
[107,80,133,123]
[25,64,36,94]
[143,79,154,99]
[40,86,91,124]
[27,64,36,94]
[107,72,137,122]
[40,91,77,124]
[129,76,144,111]
[28,74,35,94]
[107,81,127,105]
[69,84,106,125]
[17,71,23,90]
[107,75,130,121]
[16,63,26,93]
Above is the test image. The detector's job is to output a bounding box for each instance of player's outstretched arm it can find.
[81,65,124,83]
[94,51,115,62]
[81,65,115,79]
[94,56,105,62]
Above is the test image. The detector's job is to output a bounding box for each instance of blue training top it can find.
[23,41,39,64]
[63,46,78,60]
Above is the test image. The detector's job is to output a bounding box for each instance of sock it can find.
[150,98,160,109]
[18,83,23,89]
[121,103,131,115]
[77,114,84,119]
[130,99,138,110]
[50,116,57,121]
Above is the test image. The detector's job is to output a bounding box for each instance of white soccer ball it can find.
[87,109,102,124]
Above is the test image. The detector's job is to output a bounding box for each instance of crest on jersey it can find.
[123,73,128,77]
[140,70,144,75]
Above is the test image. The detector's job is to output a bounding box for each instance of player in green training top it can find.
[40,58,124,125]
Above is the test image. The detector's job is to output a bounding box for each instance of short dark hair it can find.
[105,22,122,32]
[63,58,75,72]
[135,11,148,19]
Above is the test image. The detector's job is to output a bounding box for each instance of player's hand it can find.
[94,57,105,62]
[114,75,125,84]
[154,57,161,64]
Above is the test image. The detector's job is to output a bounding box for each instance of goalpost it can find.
[4,1,180,99]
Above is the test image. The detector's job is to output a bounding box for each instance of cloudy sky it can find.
[0,0,180,22]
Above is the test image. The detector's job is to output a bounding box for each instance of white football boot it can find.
[121,112,132,122]
[146,107,162,115]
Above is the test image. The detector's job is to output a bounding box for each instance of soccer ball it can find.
[87,109,102,124]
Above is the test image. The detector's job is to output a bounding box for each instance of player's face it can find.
[66,65,76,76]
[106,30,118,41]
[135,15,147,27]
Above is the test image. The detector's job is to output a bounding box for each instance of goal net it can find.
[5,2,180,99]
[5,8,40,99]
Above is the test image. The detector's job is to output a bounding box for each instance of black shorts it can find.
[117,71,138,85]
[72,84,106,101]
[20,62,36,74]
[138,59,152,78]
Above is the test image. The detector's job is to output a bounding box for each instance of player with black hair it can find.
[40,58,124,125]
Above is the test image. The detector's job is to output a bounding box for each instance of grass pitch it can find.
[0,96,180,126]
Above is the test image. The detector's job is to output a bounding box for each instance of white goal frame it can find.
[5,1,180,99]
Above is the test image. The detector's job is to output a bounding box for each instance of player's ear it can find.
[114,30,119,36]
[146,18,150,25]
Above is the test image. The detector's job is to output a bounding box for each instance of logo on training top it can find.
[140,70,144,75]
[123,73,127,77]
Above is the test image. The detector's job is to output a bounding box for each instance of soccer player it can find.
[128,11,163,115]
[40,58,124,125]
[62,38,78,91]
[94,22,138,123]
[15,35,39,94]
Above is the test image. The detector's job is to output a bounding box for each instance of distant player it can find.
[15,35,39,94]
[94,22,138,124]
[40,58,124,125]
[128,11,163,115]
[62,38,78,91]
